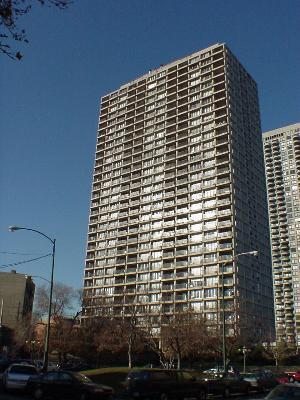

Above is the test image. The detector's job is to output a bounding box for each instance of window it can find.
[59,373,73,382]
[151,251,162,258]
[190,262,202,270]
[190,223,202,232]
[205,276,218,286]
[150,293,161,302]
[151,272,161,280]
[204,288,217,298]
[190,234,202,242]
[190,290,202,298]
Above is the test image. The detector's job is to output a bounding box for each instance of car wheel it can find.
[223,387,230,398]
[198,389,207,400]
[34,387,44,400]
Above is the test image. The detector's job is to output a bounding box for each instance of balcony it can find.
[175,282,187,289]
[161,285,174,291]
[162,273,174,280]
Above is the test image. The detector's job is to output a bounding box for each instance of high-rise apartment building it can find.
[83,43,274,338]
[263,123,300,346]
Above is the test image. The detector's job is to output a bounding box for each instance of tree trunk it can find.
[128,338,132,368]
[177,353,181,370]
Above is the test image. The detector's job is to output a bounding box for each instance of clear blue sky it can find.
[1,0,299,291]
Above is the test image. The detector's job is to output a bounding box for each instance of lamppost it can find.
[9,226,55,372]
[220,250,258,373]
[239,345,250,373]
[25,339,40,361]
[0,298,3,350]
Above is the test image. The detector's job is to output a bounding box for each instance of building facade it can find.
[263,123,300,346]
[0,270,35,330]
[83,43,274,339]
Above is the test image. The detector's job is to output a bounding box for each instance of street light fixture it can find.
[220,250,258,373]
[8,225,56,372]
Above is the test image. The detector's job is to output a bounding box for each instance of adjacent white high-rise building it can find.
[83,43,274,339]
[263,123,300,346]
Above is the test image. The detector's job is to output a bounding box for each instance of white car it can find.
[3,363,39,390]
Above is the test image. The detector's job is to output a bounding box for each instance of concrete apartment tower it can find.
[83,43,274,339]
[263,123,300,347]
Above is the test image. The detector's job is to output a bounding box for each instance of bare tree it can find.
[32,282,82,362]
[141,315,169,368]
[262,340,293,368]
[160,308,213,369]
[49,314,83,363]
[94,304,144,368]
[11,315,36,357]
[0,0,71,60]
[34,282,79,320]
[207,302,262,370]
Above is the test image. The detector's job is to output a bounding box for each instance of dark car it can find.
[27,370,114,400]
[58,361,91,371]
[241,371,278,392]
[265,383,300,399]
[199,372,251,398]
[121,369,208,400]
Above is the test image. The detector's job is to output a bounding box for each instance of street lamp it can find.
[9,226,56,372]
[239,346,250,373]
[25,339,40,362]
[220,250,258,373]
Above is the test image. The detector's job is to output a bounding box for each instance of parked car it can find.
[2,363,39,391]
[121,369,208,400]
[0,359,11,383]
[241,371,278,392]
[202,367,224,374]
[58,361,91,371]
[199,372,251,398]
[27,370,114,400]
[34,360,58,372]
[265,383,300,399]
[287,370,300,382]
[273,372,290,384]
[12,358,35,365]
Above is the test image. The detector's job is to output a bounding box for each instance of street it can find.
[0,391,267,400]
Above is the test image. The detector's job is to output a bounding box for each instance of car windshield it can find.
[74,373,92,383]
[10,365,37,374]
[266,385,300,399]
